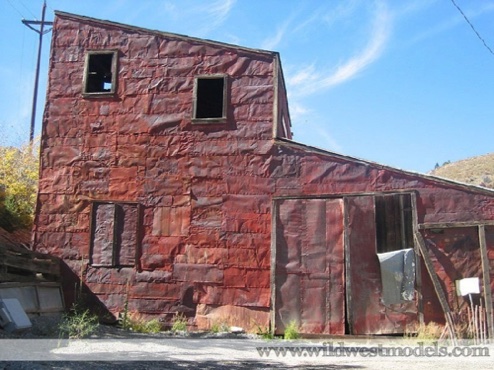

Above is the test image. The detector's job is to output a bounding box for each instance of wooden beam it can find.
[410,193,424,325]
[270,200,278,335]
[0,270,36,283]
[414,231,457,342]
[419,221,494,230]
[478,225,493,339]
[0,249,60,276]
[343,197,354,335]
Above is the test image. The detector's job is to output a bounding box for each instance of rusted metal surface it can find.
[421,227,484,323]
[34,12,494,334]
[345,196,418,335]
[274,198,345,335]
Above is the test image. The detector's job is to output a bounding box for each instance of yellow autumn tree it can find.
[0,140,39,230]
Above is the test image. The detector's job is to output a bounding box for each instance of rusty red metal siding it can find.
[274,198,345,335]
[35,13,279,329]
[345,196,418,334]
[34,12,494,333]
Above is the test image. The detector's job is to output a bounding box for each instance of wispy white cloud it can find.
[209,0,236,22]
[196,0,236,36]
[289,0,392,96]
[320,0,359,28]
[291,115,343,153]
[261,11,298,50]
[288,101,311,122]
[261,23,288,50]
[313,124,343,153]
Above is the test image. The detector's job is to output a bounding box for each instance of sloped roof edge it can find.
[275,138,494,197]
[54,11,279,59]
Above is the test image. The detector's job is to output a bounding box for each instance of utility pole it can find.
[22,1,53,144]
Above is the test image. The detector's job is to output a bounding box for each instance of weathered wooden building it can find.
[33,11,494,336]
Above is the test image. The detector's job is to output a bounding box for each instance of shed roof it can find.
[276,137,494,197]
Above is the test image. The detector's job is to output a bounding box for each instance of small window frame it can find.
[192,74,228,123]
[82,50,118,97]
[375,193,414,254]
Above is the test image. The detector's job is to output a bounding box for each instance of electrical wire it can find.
[449,0,494,56]
[5,0,26,18]
[17,0,39,20]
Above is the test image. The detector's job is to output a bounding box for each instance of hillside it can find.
[429,153,494,189]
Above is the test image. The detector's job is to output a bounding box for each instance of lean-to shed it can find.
[33,11,494,336]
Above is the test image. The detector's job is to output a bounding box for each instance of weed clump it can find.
[58,305,99,339]
[283,320,299,340]
[171,312,188,332]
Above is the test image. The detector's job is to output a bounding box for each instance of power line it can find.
[5,0,26,18]
[17,0,39,20]
[450,0,494,56]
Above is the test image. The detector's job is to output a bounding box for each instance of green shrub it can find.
[283,320,299,340]
[59,308,99,339]
[255,324,274,339]
[125,315,162,334]
[171,312,188,332]
[210,320,230,334]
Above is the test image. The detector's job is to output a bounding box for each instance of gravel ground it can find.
[1,316,493,369]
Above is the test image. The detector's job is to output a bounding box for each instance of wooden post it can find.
[478,225,493,339]
[410,193,424,325]
[414,231,457,343]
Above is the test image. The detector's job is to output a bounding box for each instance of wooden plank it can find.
[0,249,60,276]
[343,197,353,335]
[414,231,457,342]
[0,270,36,282]
[273,190,416,201]
[419,221,494,230]
[478,225,493,339]
[272,54,280,139]
[270,199,278,335]
[410,193,424,325]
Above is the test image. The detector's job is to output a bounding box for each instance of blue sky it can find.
[1,0,493,173]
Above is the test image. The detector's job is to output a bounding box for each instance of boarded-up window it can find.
[375,193,413,253]
[90,202,139,267]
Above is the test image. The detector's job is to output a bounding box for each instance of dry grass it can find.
[405,322,445,341]
[430,153,494,189]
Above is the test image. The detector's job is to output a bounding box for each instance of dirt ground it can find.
[1,317,493,369]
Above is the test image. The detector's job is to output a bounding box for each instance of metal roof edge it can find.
[274,137,494,196]
[53,10,279,58]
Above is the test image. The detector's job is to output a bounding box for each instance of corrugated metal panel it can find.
[91,203,115,266]
[345,196,418,334]
[274,198,344,335]
[117,204,138,266]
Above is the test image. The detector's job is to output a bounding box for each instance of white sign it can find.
[455,277,480,296]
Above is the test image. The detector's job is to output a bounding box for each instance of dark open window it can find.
[193,75,227,121]
[90,202,140,267]
[375,193,413,253]
[83,51,117,95]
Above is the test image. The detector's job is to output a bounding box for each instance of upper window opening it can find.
[193,76,227,121]
[375,193,413,253]
[83,51,117,95]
